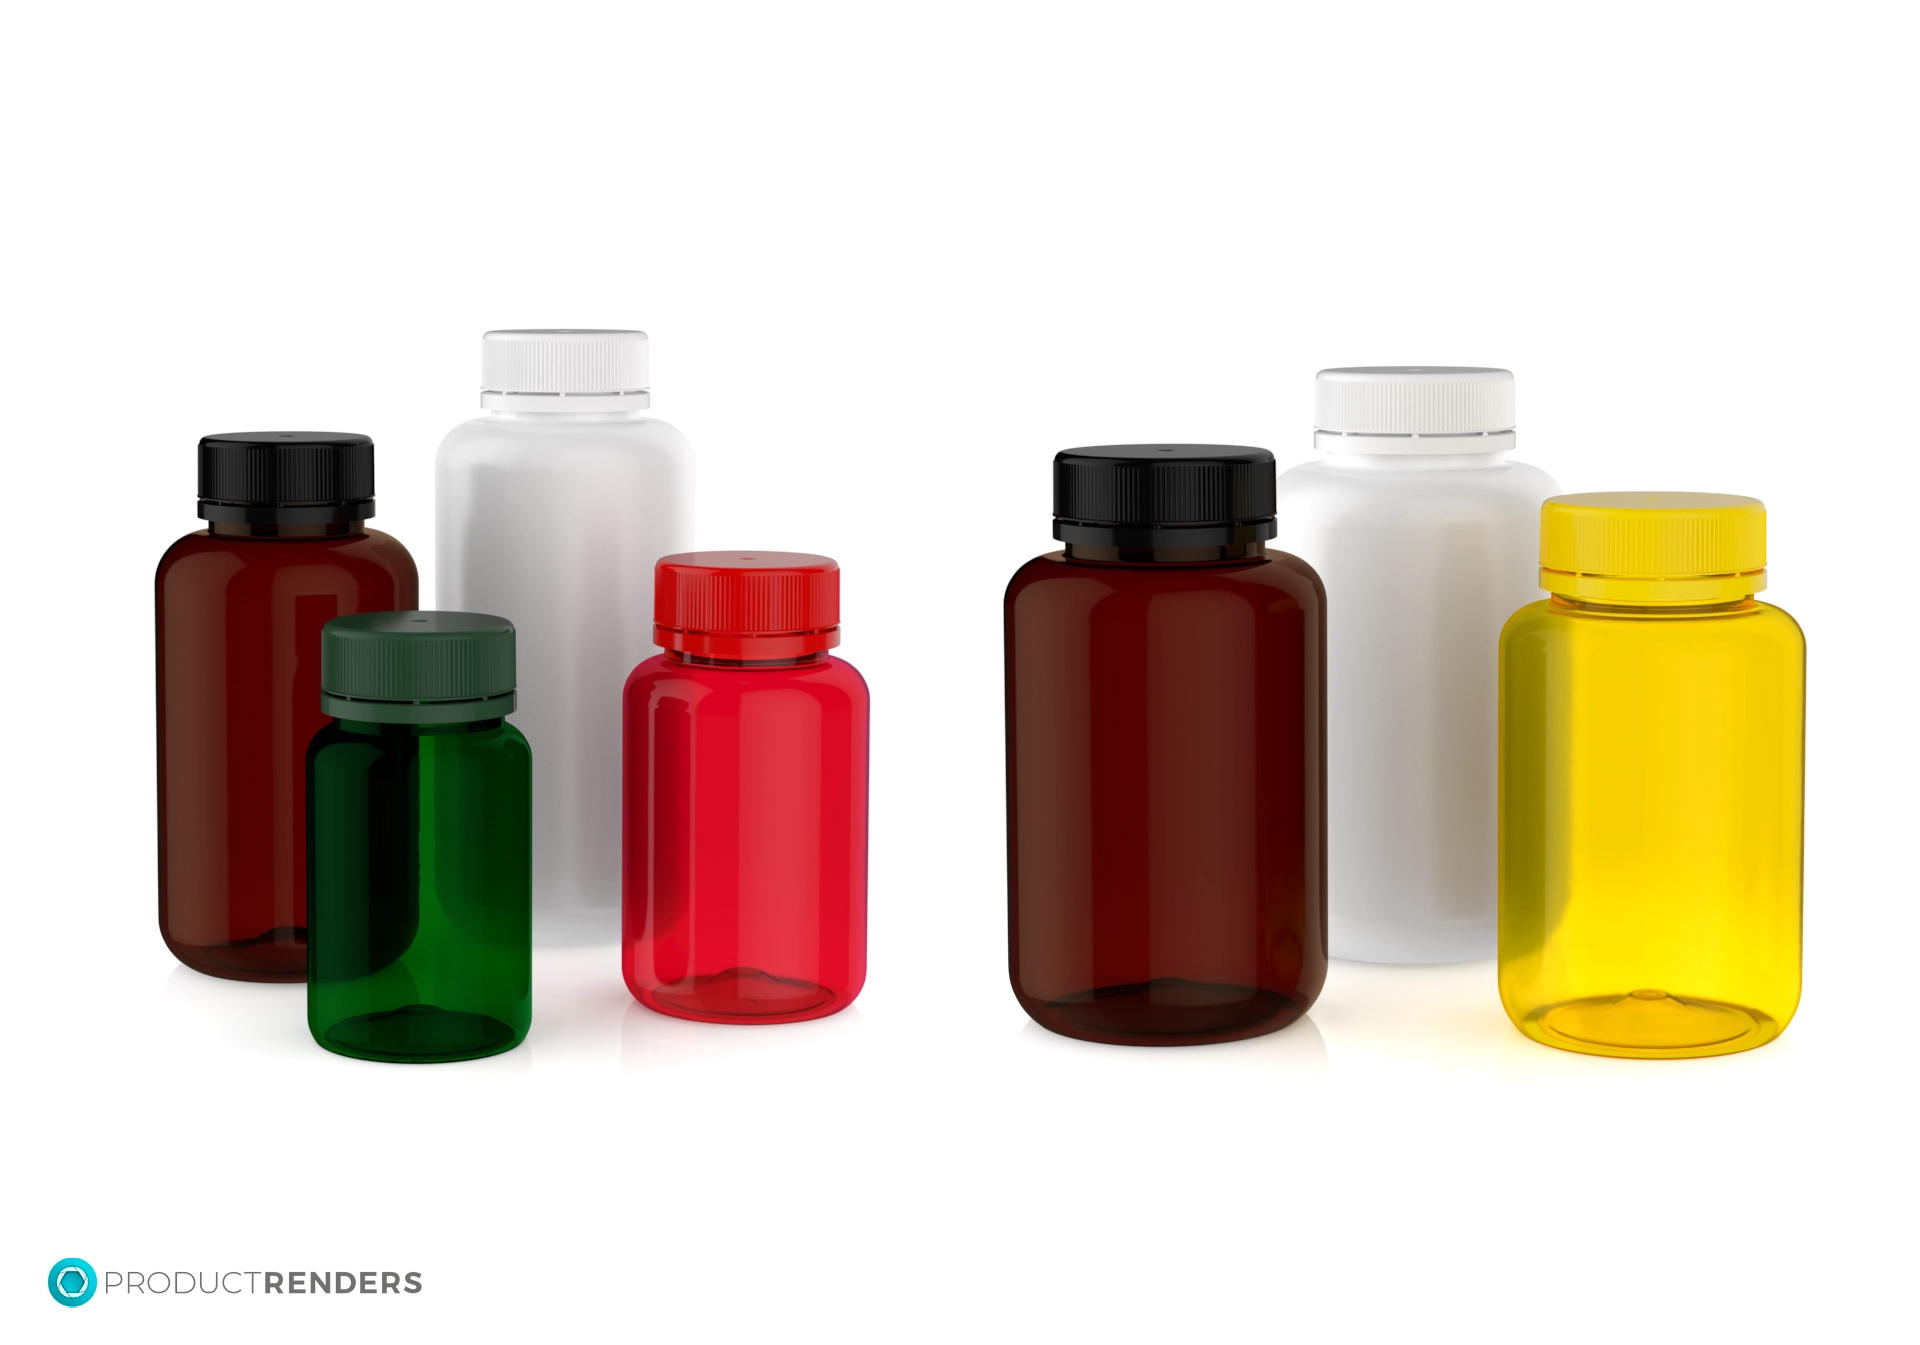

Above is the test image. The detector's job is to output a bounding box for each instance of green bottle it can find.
[307,611,532,1063]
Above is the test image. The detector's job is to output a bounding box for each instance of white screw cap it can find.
[1315,366,1514,454]
[480,329,650,411]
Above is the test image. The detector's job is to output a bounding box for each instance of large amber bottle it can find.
[1498,493,1803,1058]
[1006,445,1326,1046]
[157,432,418,981]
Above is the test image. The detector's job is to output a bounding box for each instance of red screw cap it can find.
[653,552,841,659]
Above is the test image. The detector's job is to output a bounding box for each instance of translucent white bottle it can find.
[1273,367,1557,963]
[437,330,692,945]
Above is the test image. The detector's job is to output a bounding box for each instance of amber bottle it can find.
[1005,445,1326,1045]
[156,432,417,981]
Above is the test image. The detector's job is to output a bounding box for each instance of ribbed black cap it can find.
[197,431,376,524]
[1053,444,1277,546]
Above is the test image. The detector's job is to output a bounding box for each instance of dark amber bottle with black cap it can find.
[1005,445,1326,1045]
[156,432,417,981]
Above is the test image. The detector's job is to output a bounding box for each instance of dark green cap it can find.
[321,611,516,724]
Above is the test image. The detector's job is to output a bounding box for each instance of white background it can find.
[4,1,1915,1340]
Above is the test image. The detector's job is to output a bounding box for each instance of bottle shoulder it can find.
[313,719,533,760]
[156,530,224,575]
[494,721,535,760]
[437,413,691,463]
[157,528,417,582]
[1500,598,1561,643]
[307,719,354,758]
[342,528,419,575]
[626,652,868,702]
[1274,457,1561,519]
[1752,600,1801,628]
[1006,551,1322,609]
[817,653,870,696]
[1748,601,1806,653]
[1502,598,1806,654]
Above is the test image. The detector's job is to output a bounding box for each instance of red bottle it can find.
[1006,445,1327,1045]
[156,432,418,981]
[623,553,869,1023]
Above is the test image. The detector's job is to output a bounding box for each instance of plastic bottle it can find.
[622,553,869,1023]
[1498,493,1803,1058]
[156,432,418,981]
[307,611,532,1063]
[1006,445,1326,1046]
[1273,367,1558,963]
[437,329,692,945]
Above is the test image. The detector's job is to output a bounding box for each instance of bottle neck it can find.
[1064,541,1266,565]
[334,717,505,737]
[667,649,830,670]
[1313,430,1515,467]
[1322,449,1508,472]
[482,407,651,424]
[1549,593,1758,617]
[210,520,367,539]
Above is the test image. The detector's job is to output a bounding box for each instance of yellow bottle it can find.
[1498,493,1803,1058]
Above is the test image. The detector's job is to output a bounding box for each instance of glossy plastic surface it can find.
[307,717,532,1062]
[438,411,692,946]
[1273,450,1558,963]
[623,652,868,1023]
[1498,596,1804,1058]
[1005,549,1326,1046]
[156,525,418,981]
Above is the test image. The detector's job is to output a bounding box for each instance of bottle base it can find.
[1022,978,1309,1047]
[314,1004,526,1063]
[166,926,308,982]
[637,967,847,1024]
[1514,988,1784,1059]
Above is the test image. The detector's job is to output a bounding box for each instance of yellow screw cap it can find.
[1539,492,1766,603]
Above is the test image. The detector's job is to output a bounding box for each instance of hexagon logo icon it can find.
[48,1258,97,1307]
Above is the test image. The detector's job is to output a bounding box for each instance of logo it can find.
[49,1258,97,1307]
[44,1259,424,1303]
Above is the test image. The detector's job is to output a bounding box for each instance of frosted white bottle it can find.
[1274,367,1557,963]
[437,330,692,945]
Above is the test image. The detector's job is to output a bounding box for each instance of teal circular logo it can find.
[48,1258,97,1307]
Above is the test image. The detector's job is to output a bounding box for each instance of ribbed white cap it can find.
[480,329,650,411]
[1315,367,1514,450]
